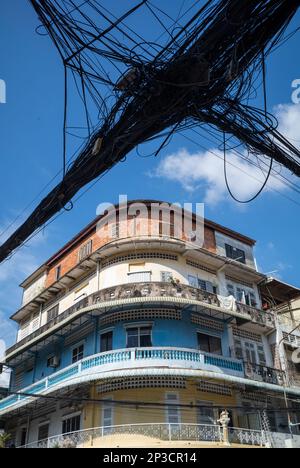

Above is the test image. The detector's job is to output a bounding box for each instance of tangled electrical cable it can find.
[1,0,300,264]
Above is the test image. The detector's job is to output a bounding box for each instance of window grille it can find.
[102,252,178,268]
[191,314,224,332]
[100,309,181,327]
[186,259,216,275]
[232,327,262,342]
[97,376,186,393]
[197,381,232,396]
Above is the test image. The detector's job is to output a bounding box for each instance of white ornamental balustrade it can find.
[18,423,267,449]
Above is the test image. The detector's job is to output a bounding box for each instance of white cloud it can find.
[152,147,286,205]
[151,103,300,205]
[275,103,300,146]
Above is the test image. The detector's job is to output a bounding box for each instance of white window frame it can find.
[226,282,258,307]
[71,341,85,364]
[127,271,152,283]
[165,392,181,425]
[125,324,153,348]
[62,412,81,434]
[102,397,114,428]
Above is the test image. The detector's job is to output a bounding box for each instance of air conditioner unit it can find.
[48,356,60,368]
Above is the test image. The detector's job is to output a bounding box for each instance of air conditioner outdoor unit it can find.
[48,356,60,368]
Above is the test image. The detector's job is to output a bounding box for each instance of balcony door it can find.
[234,339,266,366]
[197,333,222,356]
[100,331,113,353]
[38,423,49,444]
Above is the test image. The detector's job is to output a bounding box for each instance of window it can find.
[55,265,61,281]
[102,399,113,428]
[111,223,120,239]
[47,304,59,323]
[72,343,84,363]
[62,414,81,434]
[234,339,266,365]
[20,428,27,447]
[161,271,173,282]
[188,275,215,293]
[127,271,151,283]
[225,244,246,264]
[127,326,152,348]
[38,424,49,442]
[227,283,257,307]
[166,393,180,424]
[197,401,216,425]
[78,240,93,262]
[100,331,113,352]
[188,275,198,288]
[197,333,222,355]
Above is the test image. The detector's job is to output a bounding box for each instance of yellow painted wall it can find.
[82,379,239,430]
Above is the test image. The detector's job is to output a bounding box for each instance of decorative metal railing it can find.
[244,362,285,386]
[18,423,267,448]
[8,282,275,355]
[0,347,244,413]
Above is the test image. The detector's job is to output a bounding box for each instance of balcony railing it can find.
[18,423,268,448]
[1,353,289,418]
[244,362,285,386]
[0,347,244,415]
[8,282,275,356]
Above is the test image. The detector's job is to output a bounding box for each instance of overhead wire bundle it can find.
[1,0,300,264]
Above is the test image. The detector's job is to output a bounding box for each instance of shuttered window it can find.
[78,240,93,262]
[38,424,49,442]
[166,393,180,424]
[100,331,113,352]
[47,305,59,323]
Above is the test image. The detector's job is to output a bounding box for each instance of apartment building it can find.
[0,200,299,448]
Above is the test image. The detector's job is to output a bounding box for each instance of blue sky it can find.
[1,1,300,349]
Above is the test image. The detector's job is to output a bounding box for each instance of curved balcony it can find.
[7,282,275,359]
[18,423,268,448]
[0,347,244,415]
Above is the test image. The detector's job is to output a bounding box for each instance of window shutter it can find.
[257,345,266,365]
[234,339,244,360]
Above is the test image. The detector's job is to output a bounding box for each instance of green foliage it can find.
[0,433,11,449]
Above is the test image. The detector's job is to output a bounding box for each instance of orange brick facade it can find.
[44,202,254,290]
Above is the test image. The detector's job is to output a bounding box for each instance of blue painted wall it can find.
[13,311,230,389]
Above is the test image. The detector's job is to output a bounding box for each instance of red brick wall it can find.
[45,213,217,289]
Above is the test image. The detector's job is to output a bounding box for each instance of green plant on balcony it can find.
[0,432,11,449]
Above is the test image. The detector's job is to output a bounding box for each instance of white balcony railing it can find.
[18,423,268,448]
[0,348,244,415]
